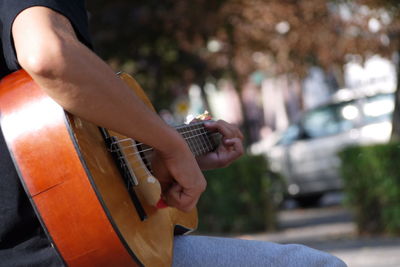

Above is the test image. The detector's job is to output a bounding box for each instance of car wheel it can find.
[294,193,324,207]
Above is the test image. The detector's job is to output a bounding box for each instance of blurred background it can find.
[87,0,400,266]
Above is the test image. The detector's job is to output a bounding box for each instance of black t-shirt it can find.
[0,1,92,266]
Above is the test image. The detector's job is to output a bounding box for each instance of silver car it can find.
[266,92,394,206]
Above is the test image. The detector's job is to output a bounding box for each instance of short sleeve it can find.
[0,0,92,72]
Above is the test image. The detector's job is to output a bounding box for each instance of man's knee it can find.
[287,244,347,267]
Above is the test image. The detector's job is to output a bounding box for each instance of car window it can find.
[278,93,394,142]
[277,124,301,145]
[302,102,358,138]
[362,93,394,124]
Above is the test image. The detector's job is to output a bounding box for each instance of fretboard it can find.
[175,121,220,157]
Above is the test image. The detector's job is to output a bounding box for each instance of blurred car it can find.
[265,90,395,206]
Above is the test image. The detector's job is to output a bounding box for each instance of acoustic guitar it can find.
[0,70,219,267]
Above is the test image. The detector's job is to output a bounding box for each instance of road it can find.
[237,194,400,267]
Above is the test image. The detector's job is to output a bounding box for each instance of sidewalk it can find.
[237,205,400,267]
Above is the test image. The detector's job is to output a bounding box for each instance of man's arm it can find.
[12,6,206,212]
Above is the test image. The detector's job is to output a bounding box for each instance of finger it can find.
[236,128,244,140]
[221,138,244,164]
[206,120,244,141]
[165,183,183,208]
[204,120,235,138]
[165,183,198,213]
[231,138,244,156]
[151,154,174,192]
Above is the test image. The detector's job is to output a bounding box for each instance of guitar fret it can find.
[198,126,208,154]
[179,125,196,155]
[195,125,205,155]
[188,125,197,155]
[201,126,213,152]
[183,126,196,155]
[176,122,216,156]
[193,125,204,156]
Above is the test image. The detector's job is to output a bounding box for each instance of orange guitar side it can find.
[0,70,197,267]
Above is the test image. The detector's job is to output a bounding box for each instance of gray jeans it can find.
[173,235,346,267]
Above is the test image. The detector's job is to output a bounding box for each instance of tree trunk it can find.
[198,78,211,113]
[391,50,400,141]
[225,23,252,148]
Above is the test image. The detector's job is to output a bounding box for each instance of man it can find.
[0,1,346,266]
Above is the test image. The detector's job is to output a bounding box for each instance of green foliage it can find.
[197,154,279,234]
[86,0,225,110]
[339,142,400,235]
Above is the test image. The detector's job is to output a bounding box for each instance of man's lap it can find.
[173,235,346,267]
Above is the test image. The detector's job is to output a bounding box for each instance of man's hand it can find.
[151,137,207,212]
[151,119,243,211]
[196,120,244,170]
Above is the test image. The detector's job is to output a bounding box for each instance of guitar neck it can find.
[175,121,220,157]
[100,121,220,176]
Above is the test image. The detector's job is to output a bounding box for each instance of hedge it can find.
[196,154,280,234]
[339,142,400,235]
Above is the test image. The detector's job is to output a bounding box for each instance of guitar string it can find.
[115,143,210,176]
[122,131,218,157]
[116,132,219,164]
[105,122,218,176]
[109,124,211,150]
[108,121,215,181]
[110,127,215,154]
[113,133,213,161]
[190,127,205,155]
[114,132,219,174]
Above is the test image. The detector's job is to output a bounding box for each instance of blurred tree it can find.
[86,0,400,141]
[358,0,400,139]
[211,0,400,140]
[219,0,399,74]
[86,0,226,111]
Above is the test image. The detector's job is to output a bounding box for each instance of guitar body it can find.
[0,70,197,267]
